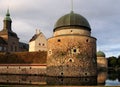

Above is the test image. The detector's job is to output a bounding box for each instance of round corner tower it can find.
[47,11,97,77]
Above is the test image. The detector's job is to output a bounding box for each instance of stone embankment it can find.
[0,64,46,75]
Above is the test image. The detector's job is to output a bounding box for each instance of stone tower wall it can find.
[97,57,108,69]
[54,28,90,37]
[47,35,97,77]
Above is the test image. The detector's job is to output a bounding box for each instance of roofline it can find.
[53,25,91,32]
[48,34,97,40]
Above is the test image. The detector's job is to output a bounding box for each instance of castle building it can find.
[47,11,97,77]
[0,10,29,52]
[0,37,7,52]
[29,29,47,52]
[0,9,19,52]
[97,51,108,69]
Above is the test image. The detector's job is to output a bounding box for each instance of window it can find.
[86,39,89,42]
[49,50,52,54]
[73,49,76,53]
[39,43,41,46]
[71,30,73,32]
[61,72,63,75]
[58,39,61,42]
[69,59,72,62]
[85,73,87,75]
[68,58,74,63]
[43,43,45,46]
[0,46,2,51]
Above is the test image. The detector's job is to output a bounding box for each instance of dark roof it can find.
[29,33,41,42]
[0,37,7,45]
[54,11,91,32]
[19,42,29,49]
[0,29,19,39]
[97,51,106,57]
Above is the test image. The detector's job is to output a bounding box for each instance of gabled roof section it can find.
[29,33,42,42]
[0,37,7,45]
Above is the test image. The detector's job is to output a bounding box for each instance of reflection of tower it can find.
[97,71,107,85]
[47,77,97,86]
[47,10,97,77]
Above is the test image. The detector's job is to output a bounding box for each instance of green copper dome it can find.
[4,9,11,21]
[97,51,106,57]
[54,11,91,31]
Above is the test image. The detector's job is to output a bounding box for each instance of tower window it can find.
[71,30,73,32]
[68,58,74,63]
[85,73,87,75]
[49,51,52,54]
[61,72,63,75]
[58,39,61,42]
[43,43,45,46]
[69,59,72,62]
[39,43,41,46]
[30,67,32,69]
[73,49,76,53]
[86,39,89,42]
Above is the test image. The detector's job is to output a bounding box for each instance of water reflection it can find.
[47,76,97,86]
[0,70,120,86]
[0,75,46,85]
[0,75,97,86]
[97,71,107,85]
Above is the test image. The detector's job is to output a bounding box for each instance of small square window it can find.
[73,49,76,53]
[86,39,89,42]
[58,39,61,42]
[43,43,45,46]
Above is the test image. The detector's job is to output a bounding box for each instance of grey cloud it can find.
[0,0,120,57]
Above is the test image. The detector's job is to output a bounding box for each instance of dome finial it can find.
[6,8,10,16]
[4,8,11,21]
[71,0,74,11]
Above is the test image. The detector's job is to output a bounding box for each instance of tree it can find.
[107,56,117,67]
[117,55,120,67]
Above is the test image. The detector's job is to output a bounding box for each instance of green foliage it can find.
[0,51,47,64]
[117,56,120,67]
[107,56,117,67]
[107,56,120,68]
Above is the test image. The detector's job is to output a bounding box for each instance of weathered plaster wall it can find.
[54,28,90,36]
[97,57,108,69]
[47,35,97,77]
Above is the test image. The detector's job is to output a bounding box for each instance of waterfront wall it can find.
[0,51,47,64]
[0,75,46,85]
[47,35,97,77]
[0,64,46,75]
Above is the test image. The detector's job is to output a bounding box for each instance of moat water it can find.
[0,70,120,86]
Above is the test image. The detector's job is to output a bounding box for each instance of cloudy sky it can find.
[0,0,120,57]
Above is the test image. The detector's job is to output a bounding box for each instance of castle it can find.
[47,11,97,77]
[0,9,108,78]
[97,51,108,69]
[0,10,28,52]
[29,29,47,52]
